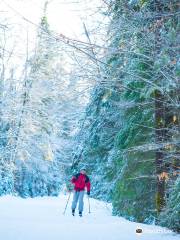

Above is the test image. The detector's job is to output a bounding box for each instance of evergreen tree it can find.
[0,24,14,195]
[14,2,63,197]
[72,0,180,231]
[159,176,180,232]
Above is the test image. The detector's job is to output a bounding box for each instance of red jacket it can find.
[71,173,91,192]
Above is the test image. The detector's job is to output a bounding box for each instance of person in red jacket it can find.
[71,168,91,217]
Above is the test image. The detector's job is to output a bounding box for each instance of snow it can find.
[0,194,179,240]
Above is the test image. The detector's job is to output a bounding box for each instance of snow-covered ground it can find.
[0,194,179,240]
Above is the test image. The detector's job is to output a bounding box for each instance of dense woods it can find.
[71,0,180,232]
[0,0,179,233]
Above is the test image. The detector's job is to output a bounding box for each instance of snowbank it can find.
[0,194,179,240]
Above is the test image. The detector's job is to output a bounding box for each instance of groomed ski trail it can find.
[0,194,179,240]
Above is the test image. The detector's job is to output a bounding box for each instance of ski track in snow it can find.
[0,194,179,240]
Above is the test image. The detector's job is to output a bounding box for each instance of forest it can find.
[0,0,179,233]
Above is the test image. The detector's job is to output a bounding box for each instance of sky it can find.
[0,0,104,43]
[0,0,107,73]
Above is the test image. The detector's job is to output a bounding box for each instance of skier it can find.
[71,168,91,217]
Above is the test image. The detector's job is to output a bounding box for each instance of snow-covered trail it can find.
[0,194,179,240]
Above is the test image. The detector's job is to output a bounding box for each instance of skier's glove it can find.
[87,191,90,196]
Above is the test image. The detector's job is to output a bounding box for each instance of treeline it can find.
[72,0,180,232]
[0,4,88,198]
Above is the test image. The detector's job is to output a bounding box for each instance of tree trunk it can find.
[155,89,166,212]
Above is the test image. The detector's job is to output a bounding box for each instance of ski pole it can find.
[63,191,71,215]
[87,195,91,214]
